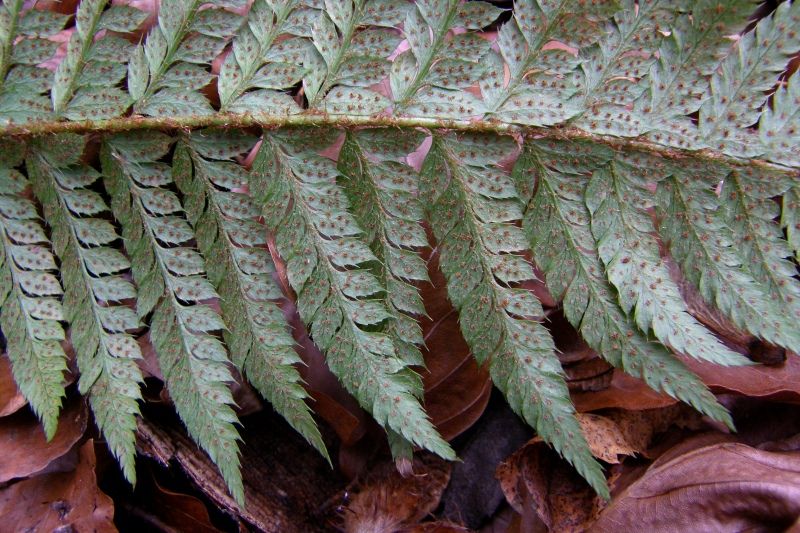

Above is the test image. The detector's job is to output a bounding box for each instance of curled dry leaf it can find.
[592,439,800,532]
[0,398,87,483]
[0,440,116,533]
[343,454,452,533]
[0,355,26,417]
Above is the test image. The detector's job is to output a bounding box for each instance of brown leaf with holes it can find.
[343,454,452,533]
[0,440,116,532]
[0,398,87,483]
[0,355,26,417]
[591,439,800,532]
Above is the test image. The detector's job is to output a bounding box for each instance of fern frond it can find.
[784,185,800,261]
[636,0,754,149]
[516,139,733,428]
[585,152,751,366]
[699,0,800,156]
[337,129,428,368]
[721,168,800,329]
[0,140,67,439]
[571,0,682,137]
[485,0,619,125]
[0,0,68,124]
[759,70,800,167]
[128,0,244,116]
[173,128,328,462]
[101,132,244,504]
[422,133,608,498]
[217,0,303,115]
[51,0,145,120]
[302,0,405,111]
[27,135,144,483]
[251,129,454,460]
[657,162,800,352]
[391,0,499,117]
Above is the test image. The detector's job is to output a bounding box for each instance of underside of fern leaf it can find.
[0,0,799,504]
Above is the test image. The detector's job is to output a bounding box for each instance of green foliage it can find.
[0,140,67,440]
[0,0,799,504]
[27,134,143,483]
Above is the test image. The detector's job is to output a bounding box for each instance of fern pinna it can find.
[0,0,798,504]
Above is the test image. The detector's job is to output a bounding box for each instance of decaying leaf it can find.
[0,355,26,417]
[0,397,87,483]
[0,440,116,532]
[343,454,451,533]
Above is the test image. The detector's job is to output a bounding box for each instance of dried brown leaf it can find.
[0,440,116,532]
[0,355,26,417]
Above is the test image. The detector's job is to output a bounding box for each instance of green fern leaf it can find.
[27,135,144,483]
[783,186,800,261]
[658,161,800,352]
[52,0,145,120]
[172,128,328,462]
[218,0,303,115]
[422,133,608,498]
[699,0,800,157]
[0,0,68,124]
[516,138,733,428]
[101,132,244,504]
[721,169,800,332]
[485,0,619,124]
[585,152,751,366]
[129,0,243,116]
[635,0,754,150]
[571,0,683,138]
[392,0,497,117]
[302,0,405,109]
[251,129,454,461]
[0,140,67,439]
[759,71,800,167]
[338,129,428,368]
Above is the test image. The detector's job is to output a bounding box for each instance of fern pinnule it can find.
[658,163,800,353]
[0,0,68,124]
[0,141,68,440]
[585,153,751,367]
[128,0,243,117]
[27,135,144,483]
[102,131,245,505]
[173,128,328,462]
[51,0,146,121]
[217,0,303,115]
[252,130,454,461]
[517,139,734,429]
[338,129,429,368]
[699,0,800,157]
[422,133,608,498]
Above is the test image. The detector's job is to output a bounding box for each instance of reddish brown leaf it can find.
[0,440,116,532]
[572,370,677,412]
[343,454,452,533]
[0,355,26,417]
[421,249,491,441]
[592,440,800,532]
[685,354,800,403]
[146,474,223,533]
[0,398,87,483]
